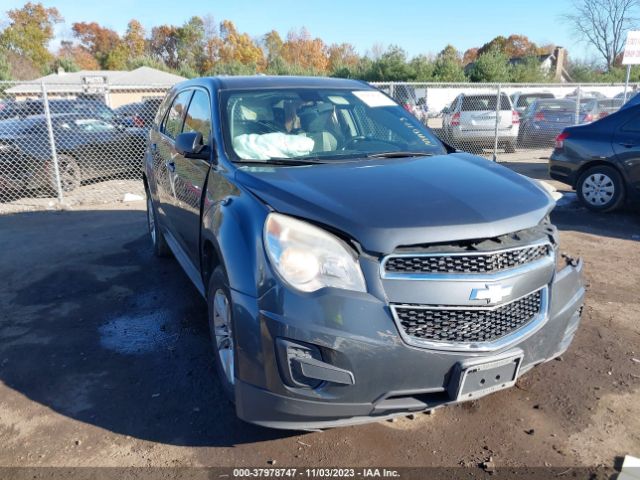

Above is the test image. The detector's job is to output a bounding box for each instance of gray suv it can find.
[144,76,585,430]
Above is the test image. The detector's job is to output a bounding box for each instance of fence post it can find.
[574,85,582,125]
[389,82,395,100]
[492,83,501,162]
[41,82,63,204]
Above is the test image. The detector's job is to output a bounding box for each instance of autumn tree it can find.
[281,28,329,73]
[57,40,100,70]
[478,35,540,58]
[150,25,180,69]
[0,2,62,75]
[123,20,146,59]
[72,21,121,68]
[462,48,479,65]
[327,43,359,73]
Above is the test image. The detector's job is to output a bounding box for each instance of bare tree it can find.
[564,0,640,69]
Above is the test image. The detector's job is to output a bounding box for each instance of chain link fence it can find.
[0,80,173,214]
[0,79,636,214]
[374,81,636,160]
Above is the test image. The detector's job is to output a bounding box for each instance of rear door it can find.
[169,88,213,266]
[612,111,640,194]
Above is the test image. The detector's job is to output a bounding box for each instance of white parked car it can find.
[442,93,519,153]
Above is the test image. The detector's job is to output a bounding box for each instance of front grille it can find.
[384,244,551,275]
[393,290,543,345]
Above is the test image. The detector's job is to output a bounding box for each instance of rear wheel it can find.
[146,194,171,257]
[577,165,625,212]
[207,266,236,403]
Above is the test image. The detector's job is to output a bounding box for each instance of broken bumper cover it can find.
[232,260,585,430]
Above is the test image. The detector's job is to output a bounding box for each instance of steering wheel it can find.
[342,136,367,150]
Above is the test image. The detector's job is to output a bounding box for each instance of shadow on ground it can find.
[0,209,292,447]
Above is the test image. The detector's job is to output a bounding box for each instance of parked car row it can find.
[0,97,162,196]
[550,101,640,212]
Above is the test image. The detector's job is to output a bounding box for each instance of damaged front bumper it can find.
[231,257,585,430]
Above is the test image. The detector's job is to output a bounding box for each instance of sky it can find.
[2,0,600,62]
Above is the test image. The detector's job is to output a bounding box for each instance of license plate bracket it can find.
[448,352,523,402]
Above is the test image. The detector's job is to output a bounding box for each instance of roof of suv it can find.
[178,76,371,91]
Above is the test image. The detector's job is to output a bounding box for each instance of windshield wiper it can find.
[237,157,325,166]
[366,151,434,159]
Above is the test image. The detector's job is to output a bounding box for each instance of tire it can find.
[146,193,171,257]
[576,165,625,212]
[52,154,81,193]
[207,266,236,403]
[504,141,516,153]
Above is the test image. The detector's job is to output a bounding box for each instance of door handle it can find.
[166,161,176,172]
[618,142,636,148]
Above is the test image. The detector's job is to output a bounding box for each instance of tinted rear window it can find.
[536,100,576,111]
[461,95,511,111]
[516,93,554,108]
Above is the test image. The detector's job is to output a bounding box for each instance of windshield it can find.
[220,88,445,162]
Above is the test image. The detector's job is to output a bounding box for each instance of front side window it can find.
[182,90,212,145]
[221,88,445,162]
[162,90,193,139]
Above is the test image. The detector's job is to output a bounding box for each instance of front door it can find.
[154,90,193,237]
[169,89,213,266]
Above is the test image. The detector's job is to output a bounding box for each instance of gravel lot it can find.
[0,157,638,477]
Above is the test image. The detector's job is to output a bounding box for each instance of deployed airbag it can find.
[233,133,314,160]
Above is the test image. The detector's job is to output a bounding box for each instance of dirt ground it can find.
[0,158,638,476]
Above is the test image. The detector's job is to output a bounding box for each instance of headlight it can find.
[264,213,366,293]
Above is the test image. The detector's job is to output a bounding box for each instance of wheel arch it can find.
[200,192,271,299]
[572,160,627,190]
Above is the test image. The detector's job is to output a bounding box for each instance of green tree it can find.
[0,49,11,81]
[509,56,549,82]
[49,56,79,73]
[468,47,511,82]
[177,16,205,73]
[432,45,467,81]
[409,55,435,81]
[365,45,414,81]
[0,2,62,74]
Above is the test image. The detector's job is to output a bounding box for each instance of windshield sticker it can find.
[352,90,396,107]
[328,95,350,105]
[399,117,433,146]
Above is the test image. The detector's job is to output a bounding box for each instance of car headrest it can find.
[298,103,334,132]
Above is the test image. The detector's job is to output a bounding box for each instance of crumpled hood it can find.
[236,153,553,253]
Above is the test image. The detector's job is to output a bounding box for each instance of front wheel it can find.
[576,165,625,212]
[504,141,516,153]
[207,266,236,402]
[51,154,81,193]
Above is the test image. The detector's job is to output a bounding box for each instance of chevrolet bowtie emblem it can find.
[470,284,513,304]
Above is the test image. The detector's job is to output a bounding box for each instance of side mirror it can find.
[175,131,211,160]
